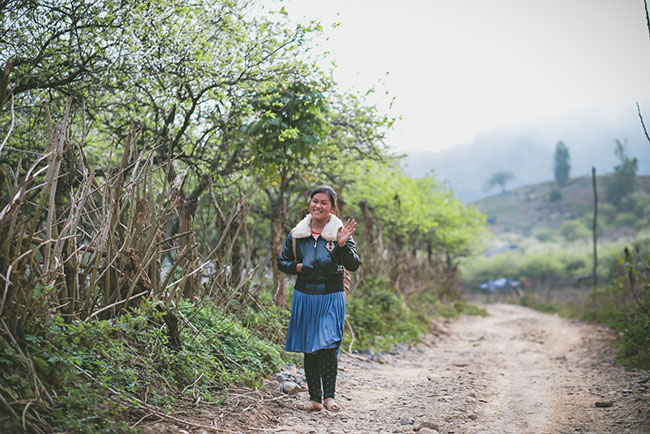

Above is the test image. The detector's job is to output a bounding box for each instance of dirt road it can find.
[264,304,649,434]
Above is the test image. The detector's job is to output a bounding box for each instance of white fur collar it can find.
[291,214,343,241]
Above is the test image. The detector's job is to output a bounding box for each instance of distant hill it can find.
[473,175,650,237]
[400,104,650,203]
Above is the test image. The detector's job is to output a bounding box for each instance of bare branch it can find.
[644,0,650,38]
[0,93,14,155]
[636,102,650,144]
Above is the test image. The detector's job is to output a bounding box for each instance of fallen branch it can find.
[133,407,242,433]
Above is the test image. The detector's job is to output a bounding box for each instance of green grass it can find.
[344,276,486,352]
[1,299,292,433]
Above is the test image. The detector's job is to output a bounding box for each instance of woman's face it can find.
[309,192,334,223]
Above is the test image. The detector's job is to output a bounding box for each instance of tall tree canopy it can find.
[485,170,515,194]
[606,140,638,205]
[0,3,491,430]
[553,140,571,186]
[0,0,485,313]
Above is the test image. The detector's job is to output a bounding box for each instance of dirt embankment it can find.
[142,304,649,434]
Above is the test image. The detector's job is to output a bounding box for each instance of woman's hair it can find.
[310,185,338,210]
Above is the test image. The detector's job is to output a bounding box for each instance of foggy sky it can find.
[270,0,650,155]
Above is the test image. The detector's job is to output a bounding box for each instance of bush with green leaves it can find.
[611,212,639,229]
[1,300,291,433]
[460,240,641,291]
[582,246,650,368]
[559,219,591,241]
[549,189,563,202]
[535,227,558,242]
[344,277,429,351]
[343,276,485,352]
[598,202,618,223]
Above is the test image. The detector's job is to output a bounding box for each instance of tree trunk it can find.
[270,194,287,308]
[177,197,199,299]
[231,238,244,290]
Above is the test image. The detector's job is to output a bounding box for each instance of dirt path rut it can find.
[265,304,649,434]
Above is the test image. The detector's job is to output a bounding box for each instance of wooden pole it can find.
[592,167,598,292]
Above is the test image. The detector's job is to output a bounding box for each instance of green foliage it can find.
[611,212,638,229]
[344,161,487,260]
[246,79,331,183]
[239,301,292,347]
[344,276,485,352]
[420,297,487,318]
[181,301,289,385]
[1,300,290,432]
[518,292,583,317]
[460,240,640,290]
[535,227,558,242]
[553,141,571,186]
[474,175,650,243]
[0,0,494,430]
[598,202,618,223]
[485,170,515,194]
[559,219,591,241]
[344,276,428,351]
[584,247,650,368]
[453,302,488,316]
[549,188,563,202]
[605,140,639,206]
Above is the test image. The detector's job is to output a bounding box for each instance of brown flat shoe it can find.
[295,400,323,411]
[323,398,341,412]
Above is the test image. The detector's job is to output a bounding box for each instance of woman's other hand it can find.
[296,263,303,272]
[337,218,357,247]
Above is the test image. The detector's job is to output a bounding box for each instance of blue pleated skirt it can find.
[285,289,346,354]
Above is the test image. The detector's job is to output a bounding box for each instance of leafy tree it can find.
[553,140,571,186]
[1,0,331,299]
[345,161,486,296]
[246,78,331,306]
[606,140,638,206]
[0,0,145,158]
[485,170,515,194]
[549,189,563,202]
[247,84,393,306]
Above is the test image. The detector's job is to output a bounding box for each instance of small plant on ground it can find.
[0,299,291,433]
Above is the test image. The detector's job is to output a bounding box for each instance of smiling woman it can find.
[277,185,360,412]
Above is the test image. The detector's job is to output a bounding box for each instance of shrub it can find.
[611,212,640,229]
[345,277,429,351]
[460,241,629,290]
[634,216,650,231]
[619,191,650,215]
[585,247,650,368]
[559,220,590,241]
[549,189,563,202]
[0,300,291,433]
[598,203,617,223]
[535,227,557,242]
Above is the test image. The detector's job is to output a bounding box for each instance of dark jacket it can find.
[278,214,360,294]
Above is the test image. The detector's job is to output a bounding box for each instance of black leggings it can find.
[303,348,338,403]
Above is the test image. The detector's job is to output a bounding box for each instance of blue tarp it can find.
[479,278,521,293]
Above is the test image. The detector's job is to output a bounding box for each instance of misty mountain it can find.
[401,104,650,203]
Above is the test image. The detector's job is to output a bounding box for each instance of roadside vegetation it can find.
[0,1,488,432]
[463,142,650,368]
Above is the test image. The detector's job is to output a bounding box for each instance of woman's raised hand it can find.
[337,218,357,247]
